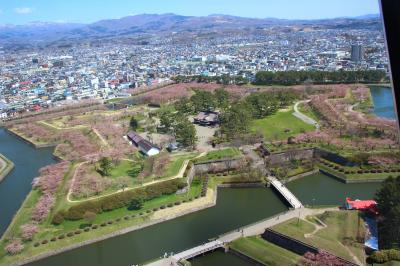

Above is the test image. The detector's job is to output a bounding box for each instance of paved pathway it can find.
[293,100,320,131]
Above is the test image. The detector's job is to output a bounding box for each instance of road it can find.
[293,100,320,131]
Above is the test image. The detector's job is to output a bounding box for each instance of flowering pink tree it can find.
[31,161,70,222]
[31,194,55,222]
[20,223,38,241]
[4,239,24,255]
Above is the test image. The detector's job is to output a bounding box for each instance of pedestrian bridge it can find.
[172,240,224,261]
[268,176,303,209]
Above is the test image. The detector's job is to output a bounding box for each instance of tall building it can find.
[351,44,364,63]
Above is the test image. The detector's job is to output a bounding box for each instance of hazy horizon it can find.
[0,0,380,25]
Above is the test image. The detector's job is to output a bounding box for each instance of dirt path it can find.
[39,121,110,148]
[337,240,364,266]
[304,216,327,238]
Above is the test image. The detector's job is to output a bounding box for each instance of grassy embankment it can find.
[0,153,14,181]
[230,235,301,266]
[272,210,366,264]
[193,148,242,163]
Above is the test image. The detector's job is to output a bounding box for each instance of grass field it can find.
[272,210,366,264]
[194,148,242,163]
[251,109,314,141]
[108,160,143,179]
[230,236,301,266]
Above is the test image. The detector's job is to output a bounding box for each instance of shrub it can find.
[41,239,48,244]
[153,207,159,211]
[84,227,90,232]
[370,249,400,263]
[74,230,82,235]
[67,232,74,237]
[146,210,152,213]
[370,251,389,263]
[124,216,130,220]
[91,224,98,229]
[167,203,173,208]
[100,223,107,227]
[131,214,136,218]
[5,240,24,255]
[20,223,38,241]
[50,237,57,242]
[115,218,121,222]
[174,201,181,206]
[58,234,65,240]
[160,205,166,209]
[33,242,40,247]
[107,221,113,225]
[52,211,65,225]
[387,249,400,261]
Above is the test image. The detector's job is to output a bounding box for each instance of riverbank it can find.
[2,179,286,266]
[0,153,14,183]
[1,187,217,266]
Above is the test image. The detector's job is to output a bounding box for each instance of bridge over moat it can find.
[267,176,303,209]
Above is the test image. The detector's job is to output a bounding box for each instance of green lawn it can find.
[251,109,314,141]
[161,153,199,178]
[272,211,366,264]
[230,236,301,266]
[194,148,242,163]
[108,160,143,179]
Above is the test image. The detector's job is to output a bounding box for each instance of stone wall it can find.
[193,157,245,175]
[266,147,353,167]
[314,148,354,166]
[266,149,314,166]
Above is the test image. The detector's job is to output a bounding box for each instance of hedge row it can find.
[53,179,186,224]
[369,249,400,263]
[39,196,202,247]
[318,158,400,175]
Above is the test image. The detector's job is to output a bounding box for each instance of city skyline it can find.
[0,0,380,25]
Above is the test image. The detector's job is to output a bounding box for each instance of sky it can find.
[0,0,380,25]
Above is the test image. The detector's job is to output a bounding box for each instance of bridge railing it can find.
[217,209,294,240]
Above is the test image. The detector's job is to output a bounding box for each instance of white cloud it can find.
[14,7,34,14]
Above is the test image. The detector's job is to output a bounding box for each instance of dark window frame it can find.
[380,0,400,131]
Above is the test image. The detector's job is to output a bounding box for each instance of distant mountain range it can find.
[0,13,381,49]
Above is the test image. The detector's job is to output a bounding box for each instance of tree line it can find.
[253,70,388,86]
[172,74,249,85]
